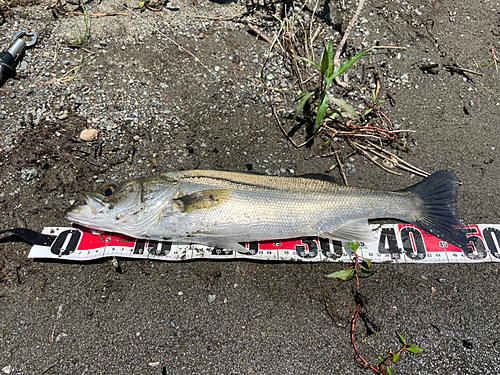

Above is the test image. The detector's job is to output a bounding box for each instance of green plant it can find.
[375,332,425,375]
[479,46,499,73]
[326,243,425,374]
[293,41,366,136]
[72,2,90,46]
[326,242,383,281]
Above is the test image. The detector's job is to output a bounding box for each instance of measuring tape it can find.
[28,224,500,263]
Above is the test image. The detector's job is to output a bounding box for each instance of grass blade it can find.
[320,48,328,75]
[293,91,315,124]
[328,97,361,123]
[299,57,320,71]
[314,93,329,135]
[331,50,366,79]
[327,40,334,78]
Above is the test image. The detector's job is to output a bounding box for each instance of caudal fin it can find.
[403,170,469,250]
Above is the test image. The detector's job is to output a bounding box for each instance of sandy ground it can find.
[0,0,499,374]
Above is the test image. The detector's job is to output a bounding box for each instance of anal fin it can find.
[322,219,375,243]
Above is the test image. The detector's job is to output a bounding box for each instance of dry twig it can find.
[335,151,348,186]
[66,11,129,17]
[334,0,366,88]
[443,65,483,76]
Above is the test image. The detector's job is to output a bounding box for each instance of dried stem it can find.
[334,0,366,87]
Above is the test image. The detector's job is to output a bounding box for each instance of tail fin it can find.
[403,170,469,250]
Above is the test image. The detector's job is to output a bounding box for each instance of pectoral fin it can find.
[174,189,232,213]
[322,219,375,243]
[211,239,250,253]
[189,228,251,253]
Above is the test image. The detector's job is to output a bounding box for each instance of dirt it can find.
[0,0,499,374]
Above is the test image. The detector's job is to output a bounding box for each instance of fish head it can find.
[65,175,179,235]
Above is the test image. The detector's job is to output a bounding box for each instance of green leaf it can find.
[407,345,425,354]
[364,108,373,115]
[314,93,329,135]
[392,352,400,363]
[292,91,315,124]
[327,40,335,79]
[372,89,377,103]
[327,109,341,121]
[360,265,385,275]
[325,76,333,91]
[360,268,377,275]
[378,356,384,363]
[396,332,407,346]
[386,366,392,375]
[479,61,495,68]
[348,242,360,252]
[328,97,361,123]
[364,258,372,268]
[331,50,367,80]
[320,48,328,75]
[299,57,320,71]
[325,268,355,280]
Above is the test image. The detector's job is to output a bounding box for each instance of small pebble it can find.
[2,365,11,374]
[21,167,38,181]
[344,163,356,177]
[80,129,99,141]
[431,287,437,296]
[208,294,216,303]
[58,113,68,120]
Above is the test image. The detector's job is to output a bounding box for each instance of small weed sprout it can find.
[293,40,366,136]
[479,46,499,73]
[72,2,90,46]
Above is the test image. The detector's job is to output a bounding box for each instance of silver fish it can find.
[65,170,468,251]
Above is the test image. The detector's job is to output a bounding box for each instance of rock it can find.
[58,113,69,120]
[208,294,216,303]
[80,128,99,141]
[21,167,38,181]
[344,163,356,177]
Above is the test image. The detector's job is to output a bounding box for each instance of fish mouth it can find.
[65,193,107,221]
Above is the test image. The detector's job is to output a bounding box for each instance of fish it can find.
[65,170,469,252]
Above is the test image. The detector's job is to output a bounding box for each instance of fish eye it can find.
[103,185,117,196]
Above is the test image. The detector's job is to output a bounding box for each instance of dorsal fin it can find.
[298,174,338,184]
